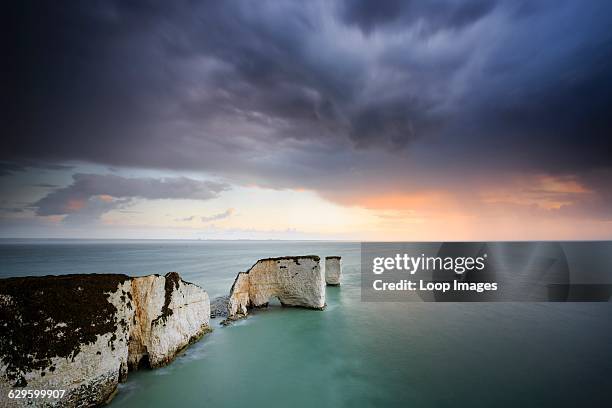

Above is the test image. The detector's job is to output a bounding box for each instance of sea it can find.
[1,239,611,407]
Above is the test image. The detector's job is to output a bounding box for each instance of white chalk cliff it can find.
[325,256,342,286]
[128,273,210,369]
[227,255,325,320]
[0,272,210,407]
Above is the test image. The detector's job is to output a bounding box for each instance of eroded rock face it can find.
[325,256,342,286]
[128,272,211,369]
[0,272,210,407]
[210,295,230,318]
[227,256,325,320]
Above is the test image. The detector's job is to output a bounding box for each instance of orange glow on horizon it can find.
[480,174,593,210]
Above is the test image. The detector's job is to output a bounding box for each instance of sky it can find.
[2,0,612,240]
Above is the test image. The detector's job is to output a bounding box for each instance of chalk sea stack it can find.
[0,272,210,407]
[226,255,325,322]
[325,256,342,286]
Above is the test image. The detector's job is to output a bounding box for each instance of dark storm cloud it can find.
[339,0,496,34]
[0,161,73,177]
[30,183,59,188]
[0,207,25,214]
[0,163,24,177]
[33,173,229,217]
[4,0,612,194]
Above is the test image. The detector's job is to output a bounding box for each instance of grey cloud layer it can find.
[34,174,229,220]
[5,1,612,202]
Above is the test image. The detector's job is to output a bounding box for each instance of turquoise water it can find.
[1,240,611,407]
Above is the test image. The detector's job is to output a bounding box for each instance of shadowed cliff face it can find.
[0,274,131,386]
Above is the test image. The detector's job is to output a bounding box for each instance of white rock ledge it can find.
[0,272,210,408]
[226,255,325,322]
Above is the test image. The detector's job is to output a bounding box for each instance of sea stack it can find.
[325,256,342,286]
[0,272,210,407]
[226,256,325,321]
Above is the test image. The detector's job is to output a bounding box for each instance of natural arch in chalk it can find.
[226,255,325,320]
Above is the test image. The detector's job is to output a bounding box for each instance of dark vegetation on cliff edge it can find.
[0,274,131,387]
[252,255,320,267]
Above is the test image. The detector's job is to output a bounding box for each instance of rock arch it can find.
[227,256,325,320]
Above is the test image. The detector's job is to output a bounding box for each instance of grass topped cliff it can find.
[0,272,212,407]
[0,274,131,386]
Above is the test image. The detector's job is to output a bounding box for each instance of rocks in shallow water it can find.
[325,256,342,286]
[210,295,230,318]
[226,255,325,322]
[0,272,210,407]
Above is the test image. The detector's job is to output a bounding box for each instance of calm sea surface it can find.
[1,240,611,407]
